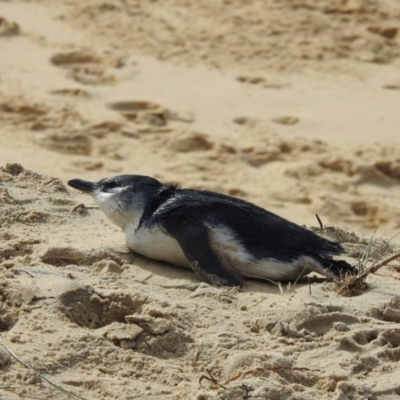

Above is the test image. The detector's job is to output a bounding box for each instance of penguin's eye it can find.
[103,181,120,192]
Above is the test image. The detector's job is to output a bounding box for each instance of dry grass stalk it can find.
[0,335,88,400]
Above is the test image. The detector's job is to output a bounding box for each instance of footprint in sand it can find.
[57,284,191,356]
[0,291,20,332]
[50,51,116,85]
[272,116,300,125]
[108,101,167,126]
[368,296,400,324]
[374,160,400,181]
[108,100,195,127]
[0,16,20,36]
[339,326,400,368]
[169,130,214,153]
[236,75,289,89]
[50,88,89,97]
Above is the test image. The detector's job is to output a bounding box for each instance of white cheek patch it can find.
[95,192,123,223]
[90,190,143,231]
[91,192,117,215]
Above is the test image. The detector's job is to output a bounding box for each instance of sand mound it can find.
[0,164,400,399]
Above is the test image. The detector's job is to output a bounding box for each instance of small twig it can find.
[366,230,400,266]
[199,365,319,392]
[19,269,35,278]
[0,336,88,400]
[360,252,400,276]
[315,214,324,230]
[359,226,379,270]
[193,341,203,365]
[263,278,279,286]
[291,265,308,292]
[223,366,320,386]
[199,369,227,390]
[139,273,153,284]
[278,282,284,295]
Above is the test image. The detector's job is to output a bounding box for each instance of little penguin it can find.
[68,175,355,287]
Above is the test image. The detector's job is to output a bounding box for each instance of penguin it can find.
[67,175,355,287]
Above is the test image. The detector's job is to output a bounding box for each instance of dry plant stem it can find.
[0,336,88,400]
[278,282,284,295]
[200,366,320,391]
[366,252,400,275]
[337,252,400,296]
[223,366,320,386]
[19,269,35,278]
[199,369,227,390]
[360,226,379,268]
[292,265,308,291]
[194,341,203,364]
[315,214,324,230]
[365,230,400,263]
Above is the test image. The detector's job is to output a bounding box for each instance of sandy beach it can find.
[1,1,400,399]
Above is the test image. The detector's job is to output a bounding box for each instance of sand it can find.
[1,1,400,399]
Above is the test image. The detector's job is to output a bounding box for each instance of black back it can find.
[149,186,344,263]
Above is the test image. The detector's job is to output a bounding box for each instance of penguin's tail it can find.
[318,257,357,280]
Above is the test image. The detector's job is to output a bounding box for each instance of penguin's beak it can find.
[68,179,97,193]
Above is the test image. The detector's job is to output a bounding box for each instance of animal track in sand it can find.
[368,296,400,324]
[36,132,92,155]
[374,159,400,181]
[266,303,359,339]
[108,100,194,127]
[236,75,289,89]
[108,100,167,126]
[40,247,124,267]
[108,101,160,112]
[50,88,89,97]
[169,130,214,153]
[50,51,117,85]
[58,286,147,329]
[272,116,300,125]
[339,327,400,362]
[0,16,20,36]
[0,99,47,125]
[58,285,192,358]
[0,283,21,332]
[296,312,359,337]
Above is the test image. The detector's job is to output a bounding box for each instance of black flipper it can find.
[161,220,244,287]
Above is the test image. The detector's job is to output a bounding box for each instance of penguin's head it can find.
[68,175,162,230]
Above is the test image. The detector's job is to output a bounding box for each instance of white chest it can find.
[125,224,189,268]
